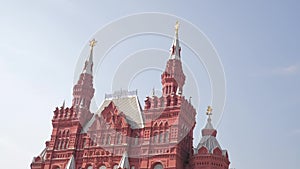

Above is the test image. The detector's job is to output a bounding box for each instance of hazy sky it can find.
[0,0,299,169]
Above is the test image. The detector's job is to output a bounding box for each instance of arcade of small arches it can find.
[86,122,173,147]
[50,163,164,169]
[54,129,70,150]
[152,121,170,144]
[81,162,163,169]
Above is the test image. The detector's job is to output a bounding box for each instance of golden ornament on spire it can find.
[89,38,97,49]
[175,21,179,35]
[206,106,213,116]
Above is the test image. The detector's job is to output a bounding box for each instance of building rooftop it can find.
[81,90,144,133]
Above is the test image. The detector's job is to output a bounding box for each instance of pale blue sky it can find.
[0,0,299,169]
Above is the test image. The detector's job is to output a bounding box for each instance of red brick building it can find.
[31,23,230,169]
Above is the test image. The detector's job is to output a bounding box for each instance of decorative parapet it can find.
[105,89,138,99]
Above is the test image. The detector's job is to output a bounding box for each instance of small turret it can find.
[192,106,230,169]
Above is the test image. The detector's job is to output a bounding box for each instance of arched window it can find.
[82,98,85,107]
[62,139,67,149]
[153,99,158,108]
[92,134,97,146]
[153,133,158,143]
[166,97,171,106]
[116,133,122,144]
[99,165,106,169]
[164,131,169,143]
[113,165,118,169]
[96,136,101,145]
[100,135,104,145]
[131,166,135,169]
[87,166,93,169]
[57,139,62,150]
[153,163,163,169]
[160,98,164,107]
[106,135,111,145]
[134,135,139,145]
[159,132,163,143]
[65,139,69,149]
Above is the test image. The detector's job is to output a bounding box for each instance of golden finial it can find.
[175,21,179,35]
[206,106,213,117]
[89,38,97,49]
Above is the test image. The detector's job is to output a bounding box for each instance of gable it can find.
[88,101,129,132]
[97,96,144,129]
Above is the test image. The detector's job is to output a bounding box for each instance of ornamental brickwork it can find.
[31,24,230,169]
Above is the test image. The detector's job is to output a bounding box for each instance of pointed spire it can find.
[202,106,216,136]
[205,106,214,129]
[118,151,130,169]
[83,38,97,74]
[152,87,155,96]
[189,96,192,103]
[61,100,65,109]
[169,21,181,60]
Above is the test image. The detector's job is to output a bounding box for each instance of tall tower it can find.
[72,39,96,124]
[161,21,186,96]
[31,39,97,169]
[192,106,230,169]
[143,21,196,169]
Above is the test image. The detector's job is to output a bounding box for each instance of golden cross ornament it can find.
[206,106,213,116]
[89,38,97,48]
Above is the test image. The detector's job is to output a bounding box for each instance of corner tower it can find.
[31,39,98,169]
[143,22,196,169]
[192,106,230,169]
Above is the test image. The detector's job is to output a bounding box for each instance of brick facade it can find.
[31,25,230,169]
